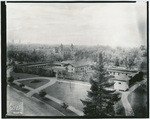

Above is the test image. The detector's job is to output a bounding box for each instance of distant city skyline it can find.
[7,2,147,48]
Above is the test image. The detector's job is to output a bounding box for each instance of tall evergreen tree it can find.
[81,52,120,117]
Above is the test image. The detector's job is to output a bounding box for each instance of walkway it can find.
[121,79,147,116]
[14,77,84,116]
[7,85,64,116]
[14,77,57,96]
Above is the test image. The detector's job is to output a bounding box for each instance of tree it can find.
[39,90,47,97]
[128,58,135,69]
[63,53,72,60]
[124,56,135,69]
[81,52,120,117]
[19,83,25,88]
[8,76,14,83]
[115,57,119,66]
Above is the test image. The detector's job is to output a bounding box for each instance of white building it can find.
[113,75,130,91]
[67,64,75,73]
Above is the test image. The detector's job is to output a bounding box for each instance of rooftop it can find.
[61,60,96,67]
[112,75,131,82]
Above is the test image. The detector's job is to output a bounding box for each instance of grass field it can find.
[10,72,39,80]
[128,85,147,117]
[18,79,50,89]
[45,81,90,111]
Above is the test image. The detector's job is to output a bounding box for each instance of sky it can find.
[7,2,147,47]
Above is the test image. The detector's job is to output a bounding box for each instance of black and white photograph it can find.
[3,1,148,117]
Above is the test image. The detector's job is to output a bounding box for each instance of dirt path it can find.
[121,79,147,116]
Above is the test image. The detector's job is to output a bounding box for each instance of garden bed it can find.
[18,79,50,89]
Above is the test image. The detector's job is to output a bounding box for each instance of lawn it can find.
[128,85,147,117]
[33,93,78,116]
[18,79,50,89]
[44,81,90,111]
[10,72,39,80]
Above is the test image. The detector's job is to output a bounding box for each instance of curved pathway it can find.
[7,85,64,116]
[14,77,84,116]
[26,78,56,96]
[121,79,147,116]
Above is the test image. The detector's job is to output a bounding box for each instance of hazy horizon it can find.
[7,2,147,48]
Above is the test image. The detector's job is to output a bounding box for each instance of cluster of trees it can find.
[14,66,55,77]
[8,44,146,71]
[74,46,145,70]
[7,50,44,63]
[7,44,64,65]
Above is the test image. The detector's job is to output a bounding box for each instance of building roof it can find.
[61,60,95,67]
[26,63,50,67]
[112,75,131,82]
[107,67,138,74]
[51,66,66,72]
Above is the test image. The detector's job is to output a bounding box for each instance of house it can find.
[67,64,75,73]
[113,75,131,91]
[61,60,95,73]
[112,71,141,91]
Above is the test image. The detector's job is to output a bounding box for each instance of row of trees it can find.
[14,66,55,77]
[7,48,63,65]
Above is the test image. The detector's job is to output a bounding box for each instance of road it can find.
[7,86,64,116]
[121,79,147,116]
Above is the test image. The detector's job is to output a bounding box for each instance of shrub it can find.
[8,76,14,83]
[30,79,41,83]
[39,90,47,97]
[13,67,18,73]
[62,102,68,109]
[19,83,25,88]
[115,101,124,116]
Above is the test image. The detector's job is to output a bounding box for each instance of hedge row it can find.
[13,66,55,77]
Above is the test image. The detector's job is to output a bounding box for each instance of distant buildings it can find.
[15,58,141,91]
[53,44,75,58]
[112,71,143,91]
[61,60,95,73]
